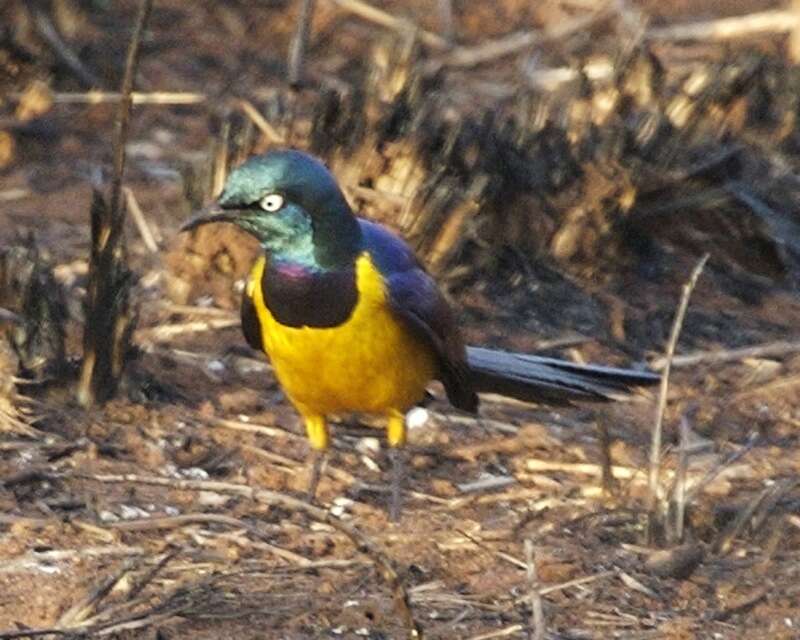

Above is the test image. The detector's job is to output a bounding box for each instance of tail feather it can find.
[466,346,659,405]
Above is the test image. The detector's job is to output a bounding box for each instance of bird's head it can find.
[181,149,361,268]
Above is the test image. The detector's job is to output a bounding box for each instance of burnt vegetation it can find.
[1,1,800,638]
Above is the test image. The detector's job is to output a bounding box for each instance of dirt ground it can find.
[1,1,800,639]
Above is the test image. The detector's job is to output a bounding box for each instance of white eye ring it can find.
[260,194,284,212]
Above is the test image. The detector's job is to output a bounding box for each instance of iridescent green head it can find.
[182,149,361,268]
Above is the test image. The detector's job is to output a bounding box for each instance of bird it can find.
[181,148,659,520]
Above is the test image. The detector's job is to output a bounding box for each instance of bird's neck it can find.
[260,254,359,328]
[312,209,362,268]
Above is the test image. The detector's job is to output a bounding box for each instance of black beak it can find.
[180,204,241,232]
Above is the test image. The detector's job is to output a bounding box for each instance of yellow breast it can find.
[247,254,437,418]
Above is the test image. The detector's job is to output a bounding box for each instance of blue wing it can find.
[359,220,477,412]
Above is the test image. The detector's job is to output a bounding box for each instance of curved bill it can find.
[180,204,241,232]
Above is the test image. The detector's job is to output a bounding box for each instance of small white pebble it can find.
[355,437,380,456]
[181,467,209,480]
[343,600,359,608]
[355,629,370,636]
[198,491,230,507]
[331,627,345,635]
[786,619,793,628]
[234,279,246,293]
[333,496,354,508]
[119,504,150,520]
[406,407,429,431]
[330,504,347,518]
[207,359,226,373]
[152,128,175,144]
[164,506,180,517]
[238,414,251,423]
[163,464,180,478]
[194,295,214,307]
[98,510,119,523]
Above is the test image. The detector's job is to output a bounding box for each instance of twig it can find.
[454,529,527,570]
[156,303,235,317]
[123,187,159,253]
[0,307,21,324]
[66,472,422,638]
[525,458,646,481]
[202,414,305,442]
[647,254,708,541]
[672,414,690,543]
[288,0,317,87]
[33,11,102,88]
[426,6,610,70]
[57,557,140,627]
[109,0,153,228]
[0,629,72,639]
[77,0,153,406]
[790,0,800,63]
[685,433,758,504]
[138,318,240,342]
[646,9,800,42]
[437,0,455,41]
[651,339,800,370]
[49,91,205,105]
[0,546,144,574]
[524,539,545,640]
[327,0,449,50]
[597,417,614,494]
[238,100,286,143]
[456,475,516,494]
[467,625,525,640]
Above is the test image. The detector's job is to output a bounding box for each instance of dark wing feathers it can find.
[240,288,264,352]
[362,218,658,410]
[385,269,478,412]
[361,220,478,413]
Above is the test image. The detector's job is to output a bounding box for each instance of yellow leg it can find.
[387,410,406,447]
[387,410,407,521]
[303,415,329,503]
[304,415,329,450]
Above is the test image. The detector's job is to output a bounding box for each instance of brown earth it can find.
[1,1,799,639]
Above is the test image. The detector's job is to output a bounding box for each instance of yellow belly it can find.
[247,254,436,418]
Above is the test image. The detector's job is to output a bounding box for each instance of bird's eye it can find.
[259,194,284,212]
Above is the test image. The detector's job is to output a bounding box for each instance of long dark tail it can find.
[466,346,660,405]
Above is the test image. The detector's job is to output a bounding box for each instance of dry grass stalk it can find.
[68,472,423,638]
[524,539,545,640]
[671,414,690,543]
[288,0,317,87]
[77,0,153,406]
[467,625,525,640]
[32,9,101,88]
[428,5,612,70]
[646,9,800,42]
[651,339,800,370]
[48,91,205,104]
[122,187,159,253]
[328,0,449,51]
[238,99,286,143]
[647,253,708,542]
